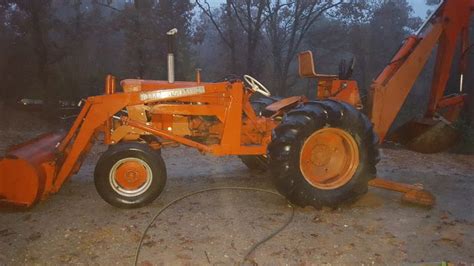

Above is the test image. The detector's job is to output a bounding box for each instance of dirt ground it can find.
[0,108,473,265]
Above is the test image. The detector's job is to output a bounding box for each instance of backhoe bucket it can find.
[391,118,460,154]
[0,132,65,208]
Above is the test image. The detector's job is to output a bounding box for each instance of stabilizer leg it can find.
[368,177,435,207]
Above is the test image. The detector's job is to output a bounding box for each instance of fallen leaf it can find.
[28,232,42,241]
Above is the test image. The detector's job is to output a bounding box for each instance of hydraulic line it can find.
[134,187,295,265]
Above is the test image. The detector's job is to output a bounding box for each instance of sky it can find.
[408,0,431,18]
[205,0,433,19]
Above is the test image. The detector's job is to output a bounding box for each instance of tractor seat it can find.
[298,51,338,79]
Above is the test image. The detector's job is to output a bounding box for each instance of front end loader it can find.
[0,74,275,208]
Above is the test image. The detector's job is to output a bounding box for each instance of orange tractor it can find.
[0,0,472,209]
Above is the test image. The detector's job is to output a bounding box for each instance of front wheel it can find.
[268,100,379,208]
[94,142,167,208]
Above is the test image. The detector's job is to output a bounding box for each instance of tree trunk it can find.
[31,5,50,101]
[225,1,237,73]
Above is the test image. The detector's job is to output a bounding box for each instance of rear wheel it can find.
[94,142,167,208]
[268,100,379,208]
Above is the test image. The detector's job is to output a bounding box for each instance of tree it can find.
[265,0,343,96]
[6,0,54,100]
[3,0,80,101]
[0,1,12,100]
[155,0,195,80]
[196,0,242,74]
[119,0,158,78]
[197,0,272,77]
[96,0,194,80]
[230,0,268,75]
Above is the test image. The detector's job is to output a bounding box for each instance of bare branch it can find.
[93,1,124,12]
[195,0,231,47]
[230,1,249,33]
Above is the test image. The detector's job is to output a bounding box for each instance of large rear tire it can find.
[94,142,167,209]
[268,100,379,208]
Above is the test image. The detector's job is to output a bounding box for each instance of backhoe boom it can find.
[370,0,472,142]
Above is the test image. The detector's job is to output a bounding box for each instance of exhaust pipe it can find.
[167,28,178,83]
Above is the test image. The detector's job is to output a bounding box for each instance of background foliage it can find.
[0,0,472,125]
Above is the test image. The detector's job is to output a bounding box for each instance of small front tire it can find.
[94,142,167,209]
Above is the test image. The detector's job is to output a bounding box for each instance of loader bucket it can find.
[0,132,65,208]
[391,118,460,154]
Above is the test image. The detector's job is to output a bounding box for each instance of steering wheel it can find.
[243,75,271,97]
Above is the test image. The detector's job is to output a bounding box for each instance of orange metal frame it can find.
[9,75,279,206]
[297,51,362,108]
[370,0,472,141]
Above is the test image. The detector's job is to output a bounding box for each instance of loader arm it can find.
[0,91,142,207]
[0,75,271,208]
[369,0,473,142]
[51,94,135,192]
[0,76,215,207]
